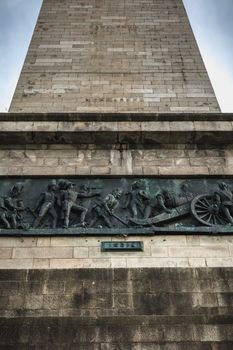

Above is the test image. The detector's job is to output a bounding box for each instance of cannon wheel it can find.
[191,194,228,227]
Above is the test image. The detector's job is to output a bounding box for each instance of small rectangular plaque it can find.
[101,241,144,252]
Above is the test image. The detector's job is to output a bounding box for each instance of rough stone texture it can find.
[0,236,233,269]
[0,143,233,176]
[0,268,232,349]
[10,0,220,113]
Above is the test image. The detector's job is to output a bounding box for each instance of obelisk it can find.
[10,0,219,113]
[1,1,232,349]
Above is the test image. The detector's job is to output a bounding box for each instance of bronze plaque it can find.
[0,177,233,235]
[101,241,143,251]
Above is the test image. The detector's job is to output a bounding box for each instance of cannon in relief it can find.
[130,182,233,228]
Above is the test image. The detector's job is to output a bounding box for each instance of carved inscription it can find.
[101,241,144,251]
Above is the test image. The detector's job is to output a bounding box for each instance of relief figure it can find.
[90,188,125,228]
[59,180,100,228]
[0,183,24,229]
[143,191,172,219]
[162,184,193,209]
[32,181,58,229]
[123,180,150,219]
[213,182,233,224]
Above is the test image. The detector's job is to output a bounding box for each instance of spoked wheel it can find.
[191,194,228,227]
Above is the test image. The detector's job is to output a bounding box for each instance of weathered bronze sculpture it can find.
[90,188,123,228]
[59,180,101,228]
[0,183,24,229]
[1,178,233,234]
[33,181,58,229]
[215,182,233,224]
[123,180,150,218]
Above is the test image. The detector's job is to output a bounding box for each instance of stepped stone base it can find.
[0,268,232,349]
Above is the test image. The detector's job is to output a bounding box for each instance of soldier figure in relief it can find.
[59,180,100,229]
[214,182,233,224]
[0,197,9,228]
[33,181,58,229]
[143,191,172,219]
[0,183,25,229]
[60,181,88,228]
[90,188,123,228]
[77,184,101,214]
[123,180,150,219]
[162,184,194,209]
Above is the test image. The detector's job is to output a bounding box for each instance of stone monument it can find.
[0,0,232,348]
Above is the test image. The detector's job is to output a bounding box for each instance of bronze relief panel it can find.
[0,178,233,235]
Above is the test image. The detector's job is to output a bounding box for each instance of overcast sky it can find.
[0,0,232,113]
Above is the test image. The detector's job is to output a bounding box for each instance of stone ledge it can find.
[1,112,232,122]
[0,113,233,145]
[0,317,232,344]
[0,315,232,325]
[1,226,233,236]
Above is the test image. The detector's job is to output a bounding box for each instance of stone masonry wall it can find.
[0,268,233,349]
[1,143,233,176]
[0,235,233,269]
[10,0,220,113]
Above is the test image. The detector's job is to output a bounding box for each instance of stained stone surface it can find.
[10,0,220,113]
[0,268,232,349]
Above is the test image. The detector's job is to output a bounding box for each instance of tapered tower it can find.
[10,0,220,113]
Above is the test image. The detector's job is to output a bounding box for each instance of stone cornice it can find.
[0,113,232,145]
[0,112,232,122]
